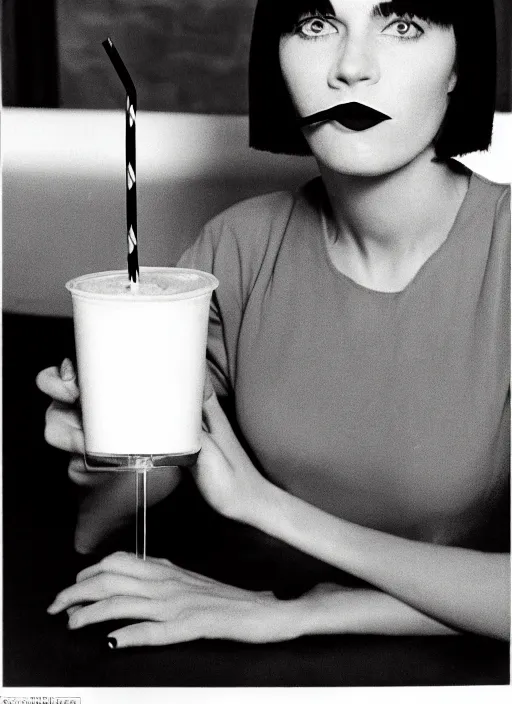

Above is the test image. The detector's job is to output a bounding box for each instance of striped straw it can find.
[102,37,139,290]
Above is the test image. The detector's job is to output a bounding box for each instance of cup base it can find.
[84,451,200,472]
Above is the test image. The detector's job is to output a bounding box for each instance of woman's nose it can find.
[328,33,380,88]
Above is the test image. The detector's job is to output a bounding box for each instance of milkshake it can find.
[66,267,219,469]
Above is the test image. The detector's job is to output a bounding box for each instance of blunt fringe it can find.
[248,0,497,159]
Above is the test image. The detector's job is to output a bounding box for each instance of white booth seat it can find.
[3,108,510,317]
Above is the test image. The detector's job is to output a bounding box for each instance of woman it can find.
[38,0,510,646]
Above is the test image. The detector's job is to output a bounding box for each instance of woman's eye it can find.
[298,17,338,39]
[382,18,424,40]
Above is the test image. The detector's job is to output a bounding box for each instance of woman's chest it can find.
[233,288,509,533]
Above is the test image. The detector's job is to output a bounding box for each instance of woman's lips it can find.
[299,102,392,131]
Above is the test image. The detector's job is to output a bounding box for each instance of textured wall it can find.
[57,0,256,113]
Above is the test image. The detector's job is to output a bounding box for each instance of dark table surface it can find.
[2,312,510,687]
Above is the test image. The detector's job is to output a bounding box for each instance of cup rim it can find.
[66,267,219,302]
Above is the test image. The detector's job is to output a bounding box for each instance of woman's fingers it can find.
[107,620,200,648]
[103,591,285,648]
[44,402,85,453]
[68,455,110,487]
[36,360,80,404]
[75,551,173,584]
[67,596,165,631]
[45,402,82,430]
[48,572,164,614]
[67,454,88,481]
[76,551,220,590]
[48,553,289,648]
[38,360,84,452]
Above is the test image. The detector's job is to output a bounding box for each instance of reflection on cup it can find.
[66,267,219,470]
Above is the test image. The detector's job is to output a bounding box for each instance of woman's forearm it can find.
[248,482,510,640]
[75,466,182,553]
[293,584,459,637]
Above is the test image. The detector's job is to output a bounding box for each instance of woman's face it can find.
[279,0,457,176]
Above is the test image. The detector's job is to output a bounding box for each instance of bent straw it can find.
[102,37,139,289]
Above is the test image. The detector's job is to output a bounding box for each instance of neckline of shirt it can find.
[314,166,478,298]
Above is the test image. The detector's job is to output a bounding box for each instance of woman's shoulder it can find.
[451,162,510,246]
[471,172,510,196]
[178,179,320,298]
[203,182,316,245]
[463,165,510,211]
[470,171,510,244]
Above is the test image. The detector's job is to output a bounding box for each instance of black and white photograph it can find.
[2,0,511,697]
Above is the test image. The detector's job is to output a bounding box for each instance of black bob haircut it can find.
[248,0,497,159]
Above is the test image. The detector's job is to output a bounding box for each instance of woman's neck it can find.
[319,150,470,291]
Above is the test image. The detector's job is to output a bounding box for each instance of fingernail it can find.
[107,637,118,650]
[60,358,75,382]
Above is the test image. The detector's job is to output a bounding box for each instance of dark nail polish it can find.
[107,637,118,650]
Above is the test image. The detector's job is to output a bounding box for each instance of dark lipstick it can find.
[299,102,391,131]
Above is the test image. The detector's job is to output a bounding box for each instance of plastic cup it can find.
[66,267,219,470]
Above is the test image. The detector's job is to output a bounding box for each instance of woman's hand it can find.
[47,550,461,644]
[192,388,272,524]
[37,359,82,451]
[47,551,300,647]
[36,359,105,488]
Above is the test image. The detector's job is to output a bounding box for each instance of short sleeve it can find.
[176,191,296,402]
[177,221,237,400]
[494,186,511,247]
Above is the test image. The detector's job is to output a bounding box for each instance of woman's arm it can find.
[47,392,509,645]
[47,552,458,647]
[194,393,510,641]
[294,582,458,636]
[241,481,510,640]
